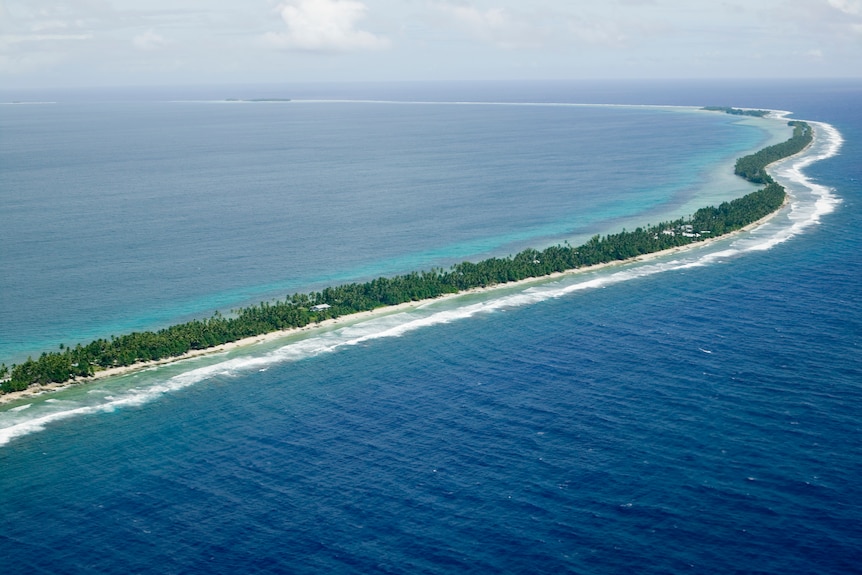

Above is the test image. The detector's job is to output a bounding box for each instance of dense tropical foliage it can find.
[734,121,812,184]
[1,121,811,394]
[702,106,770,117]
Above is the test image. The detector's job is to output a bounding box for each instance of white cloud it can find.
[439,4,509,31]
[567,18,629,47]
[264,0,389,52]
[828,0,862,15]
[30,20,71,32]
[431,2,665,50]
[133,29,170,51]
[0,31,92,74]
[1,33,93,45]
[779,0,862,41]
[431,2,548,48]
[826,0,862,37]
[0,1,859,87]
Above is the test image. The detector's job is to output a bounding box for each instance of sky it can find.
[0,0,860,88]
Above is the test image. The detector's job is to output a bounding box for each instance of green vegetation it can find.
[0,121,812,395]
[703,106,770,117]
[734,121,812,184]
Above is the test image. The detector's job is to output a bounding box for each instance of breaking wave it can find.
[0,119,842,448]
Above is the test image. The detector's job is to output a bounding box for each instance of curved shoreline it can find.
[0,191,791,407]
[0,112,815,407]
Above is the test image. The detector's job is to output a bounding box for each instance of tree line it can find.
[0,121,811,394]
[734,121,812,184]
[702,106,770,117]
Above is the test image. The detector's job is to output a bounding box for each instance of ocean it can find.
[0,80,860,573]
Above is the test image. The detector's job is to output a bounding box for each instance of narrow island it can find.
[701,106,771,117]
[0,114,813,399]
[225,98,291,103]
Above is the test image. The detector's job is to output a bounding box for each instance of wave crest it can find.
[0,119,843,448]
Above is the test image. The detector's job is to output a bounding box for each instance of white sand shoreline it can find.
[0,113,812,408]
[0,201,786,407]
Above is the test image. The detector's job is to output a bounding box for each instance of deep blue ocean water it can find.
[0,80,860,574]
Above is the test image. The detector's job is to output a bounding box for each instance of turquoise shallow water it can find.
[0,80,860,574]
[0,99,766,364]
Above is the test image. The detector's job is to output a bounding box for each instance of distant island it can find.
[0,116,813,396]
[0,101,57,105]
[702,106,770,117]
[225,98,291,103]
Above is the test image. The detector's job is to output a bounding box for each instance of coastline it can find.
[0,197,788,407]
[0,112,812,408]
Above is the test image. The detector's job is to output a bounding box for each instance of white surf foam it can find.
[0,119,843,447]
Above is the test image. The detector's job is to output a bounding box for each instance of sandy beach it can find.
[0,197,788,407]
[1,111,811,407]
